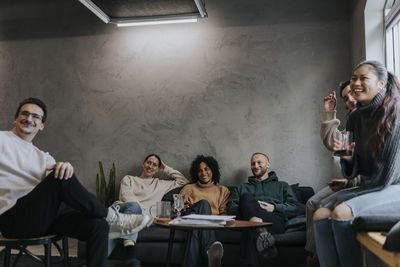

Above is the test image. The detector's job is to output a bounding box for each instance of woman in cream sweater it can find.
[111,154,188,267]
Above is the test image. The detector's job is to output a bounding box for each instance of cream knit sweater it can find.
[119,166,188,215]
[0,131,55,215]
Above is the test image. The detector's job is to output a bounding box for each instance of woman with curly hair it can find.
[179,155,231,267]
[313,60,400,267]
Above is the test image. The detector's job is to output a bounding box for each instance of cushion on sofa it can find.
[290,183,314,204]
[383,220,400,251]
[352,215,400,232]
[137,225,187,242]
[162,186,184,203]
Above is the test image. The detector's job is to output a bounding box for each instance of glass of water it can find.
[173,194,185,219]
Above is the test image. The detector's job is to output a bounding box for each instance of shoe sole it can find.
[256,231,276,252]
[207,241,223,267]
[109,215,153,239]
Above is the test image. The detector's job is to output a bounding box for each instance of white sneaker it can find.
[107,206,153,239]
[207,241,223,267]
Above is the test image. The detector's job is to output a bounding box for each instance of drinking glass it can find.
[334,131,352,156]
[173,194,185,219]
[149,201,171,219]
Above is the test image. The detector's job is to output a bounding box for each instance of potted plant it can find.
[96,161,116,207]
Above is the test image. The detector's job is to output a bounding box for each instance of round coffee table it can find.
[154,218,271,267]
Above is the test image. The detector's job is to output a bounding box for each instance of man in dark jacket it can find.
[227,153,300,263]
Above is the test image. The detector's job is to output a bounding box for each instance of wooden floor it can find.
[0,238,78,257]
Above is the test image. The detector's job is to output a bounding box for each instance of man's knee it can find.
[331,203,354,220]
[42,172,78,186]
[313,207,331,221]
[193,199,212,214]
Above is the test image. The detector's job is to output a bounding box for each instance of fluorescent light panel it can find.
[79,0,110,24]
[116,16,198,27]
[193,0,207,18]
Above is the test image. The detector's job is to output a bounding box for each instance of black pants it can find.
[183,199,216,267]
[0,172,109,267]
[238,193,286,266]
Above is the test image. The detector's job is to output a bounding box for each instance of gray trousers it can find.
[305,186,338,253]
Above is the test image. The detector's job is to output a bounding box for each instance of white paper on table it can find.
[168,218,226,226]
[181,214,236,221]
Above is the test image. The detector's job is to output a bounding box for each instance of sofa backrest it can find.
[161,183,315,205]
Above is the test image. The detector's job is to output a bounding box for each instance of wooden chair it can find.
[0,235,69,267]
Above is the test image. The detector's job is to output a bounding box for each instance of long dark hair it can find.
[356,61,400,154]
[143,154,161,167]
[189,155,221,184]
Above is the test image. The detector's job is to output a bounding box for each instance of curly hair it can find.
[189,155,221,184]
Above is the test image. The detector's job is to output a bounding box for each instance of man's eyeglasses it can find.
[19,111,43,121]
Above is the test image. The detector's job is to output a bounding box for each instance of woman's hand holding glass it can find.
[333,138,355,163]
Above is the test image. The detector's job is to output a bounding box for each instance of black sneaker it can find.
[255,231,278,259]
[255,231,275,252]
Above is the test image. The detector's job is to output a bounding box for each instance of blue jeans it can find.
[305,186,336,253]
[315,185,400,267]
[107,202,142,256]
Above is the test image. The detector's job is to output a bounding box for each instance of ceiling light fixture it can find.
[78,0,110,24]
[194,0,207,18]
[79,0,207,27]
[116,16,198,27]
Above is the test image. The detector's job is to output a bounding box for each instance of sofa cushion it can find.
[274,231,307,246]
[285,215,306,232]
[162,186,184,203]
[384,220,400,251]
[290,183,314,204]
[137,225,187,242]
[352,215,400,232]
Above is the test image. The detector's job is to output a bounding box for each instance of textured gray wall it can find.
[0,0,352,192]
[350,0,366,68]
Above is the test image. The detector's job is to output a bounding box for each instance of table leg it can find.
[166,228,175,267]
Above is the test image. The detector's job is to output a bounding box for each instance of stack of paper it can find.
[169,214,236,226]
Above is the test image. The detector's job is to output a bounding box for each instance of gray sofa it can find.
[105,184,315,267]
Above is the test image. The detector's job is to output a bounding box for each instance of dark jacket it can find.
[227,171,300,219]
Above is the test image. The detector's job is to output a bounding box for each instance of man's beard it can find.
[253,167,267,178]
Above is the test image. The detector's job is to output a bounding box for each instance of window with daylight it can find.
[385,0,400,76]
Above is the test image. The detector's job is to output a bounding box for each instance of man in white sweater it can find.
[0,98,151,267]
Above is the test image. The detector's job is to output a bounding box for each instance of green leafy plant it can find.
[96,161,116,207]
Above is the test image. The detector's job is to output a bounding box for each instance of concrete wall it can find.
[350,0,367,67]
[0,0,352,193]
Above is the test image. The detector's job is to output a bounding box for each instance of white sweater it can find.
[118,166,188,215]
[0,131,55,215]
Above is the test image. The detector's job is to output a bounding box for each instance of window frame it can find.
[385,0,400,76]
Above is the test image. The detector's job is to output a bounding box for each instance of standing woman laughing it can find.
[313,60,400,267]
